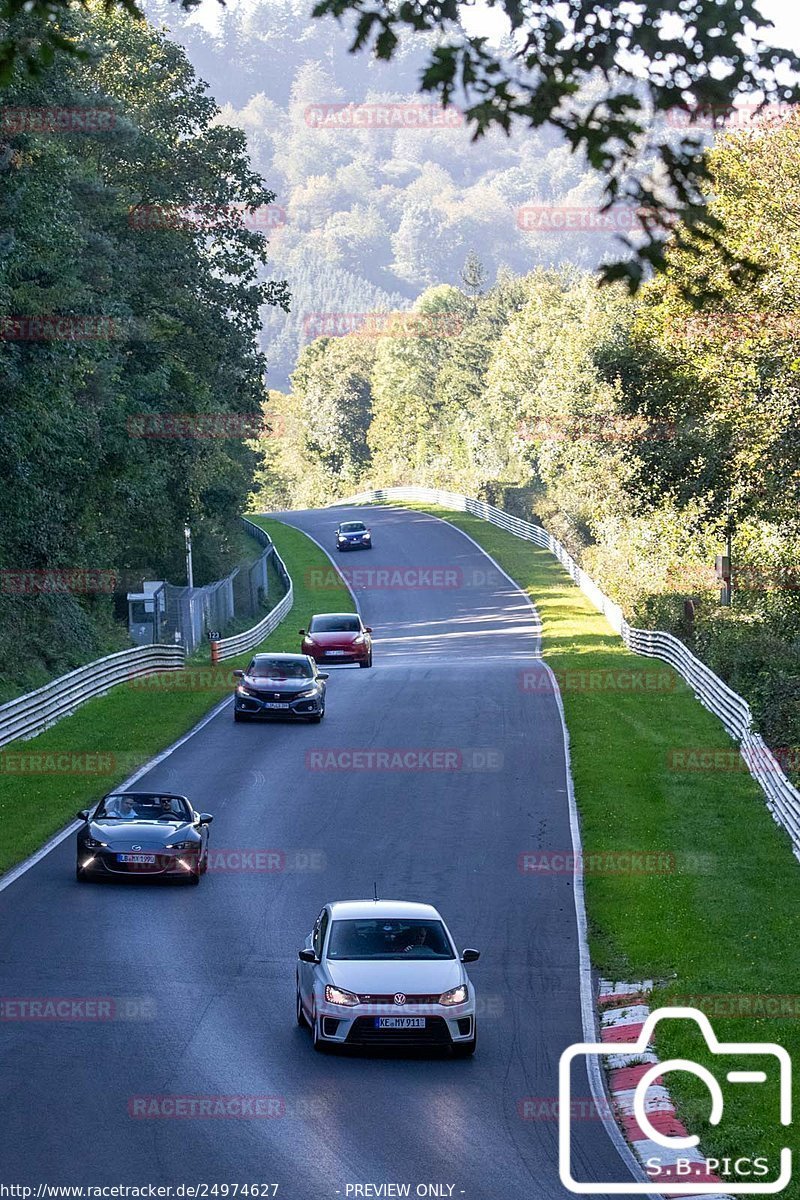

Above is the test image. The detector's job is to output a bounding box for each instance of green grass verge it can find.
[405,502,799,1193]
[0,517,353,876]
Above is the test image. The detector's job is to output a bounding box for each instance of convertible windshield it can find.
[94,795,191,822]
[248,658,313,679]
[340,523,366,533]
[326,919,455,960]
[310,615,360,633]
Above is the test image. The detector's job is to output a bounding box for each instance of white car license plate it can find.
[263,701,290,709]
[117,853,156,864]
[375,1017,426,1029]
[326,650,347,656]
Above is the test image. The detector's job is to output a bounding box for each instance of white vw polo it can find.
[296,900,479,1055]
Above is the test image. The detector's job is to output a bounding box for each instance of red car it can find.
[300,612,373,668]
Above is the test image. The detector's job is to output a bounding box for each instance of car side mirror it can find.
[76,809,90,821]
[461,948,480,963]
[199,813,213,824]
[365,627,373,633]
[317,672,329,680]
[298,629,306,636]
[298,948,319,964]
[233,669,244,679]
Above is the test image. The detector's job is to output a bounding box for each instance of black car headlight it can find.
[166,840,194,851]
[83,836,107,849]
[296,686,319,699]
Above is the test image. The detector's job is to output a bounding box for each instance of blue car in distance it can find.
[335,520,372,552]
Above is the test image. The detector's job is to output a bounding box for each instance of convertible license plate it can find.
[375,1017,426,1030]
[263,701,290,709]
[117,853,156,864]
[325,650,347,657]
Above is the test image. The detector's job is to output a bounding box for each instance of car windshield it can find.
[248,658,313,679]
[94,795,191,822]
[340,523,366,533]
[326,919,455,960]
[310,615,360,633]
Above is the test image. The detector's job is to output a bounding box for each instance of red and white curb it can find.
[598,981,733,1199]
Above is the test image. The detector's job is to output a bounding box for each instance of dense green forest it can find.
[253,112,800,769]
[0,5,287,695]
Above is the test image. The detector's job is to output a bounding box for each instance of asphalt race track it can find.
[0,505,643,1198]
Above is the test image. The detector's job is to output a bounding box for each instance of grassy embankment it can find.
[403,502,799,1191]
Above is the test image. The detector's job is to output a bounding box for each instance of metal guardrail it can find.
[210,519,294,661]
[335,485,800,860]
[0,644,186,750]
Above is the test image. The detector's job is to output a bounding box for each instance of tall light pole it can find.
[184,523,194,590]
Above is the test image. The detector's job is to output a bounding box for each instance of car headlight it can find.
[337,535,346,542]
[352,634,366,645]
[439,985,468,1006]
[296,686,319,698]
[84,837,107,849]
[167,840,194,851]
[363,532,371,539]
[304,636,317,646]
[325,985,360,1007]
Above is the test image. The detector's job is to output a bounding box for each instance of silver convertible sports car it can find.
[296,899,480,1055]
[75,791,213,884]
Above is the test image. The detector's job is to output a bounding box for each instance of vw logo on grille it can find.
[273,694,281,699]
[393,993,406,1005]
[131,845,142,851]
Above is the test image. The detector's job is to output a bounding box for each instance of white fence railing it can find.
[0,644,186,750]
[335,486,800,859]
[210,519,294,661]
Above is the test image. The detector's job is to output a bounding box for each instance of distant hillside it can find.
[144,0,630,389]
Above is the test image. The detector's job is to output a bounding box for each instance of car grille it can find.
[357,994,441,1005]
[347,1016,452,1046]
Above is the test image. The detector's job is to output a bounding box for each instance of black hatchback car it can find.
[76,791,213,884]
[335,520,372,551]
[233,653,328,723]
